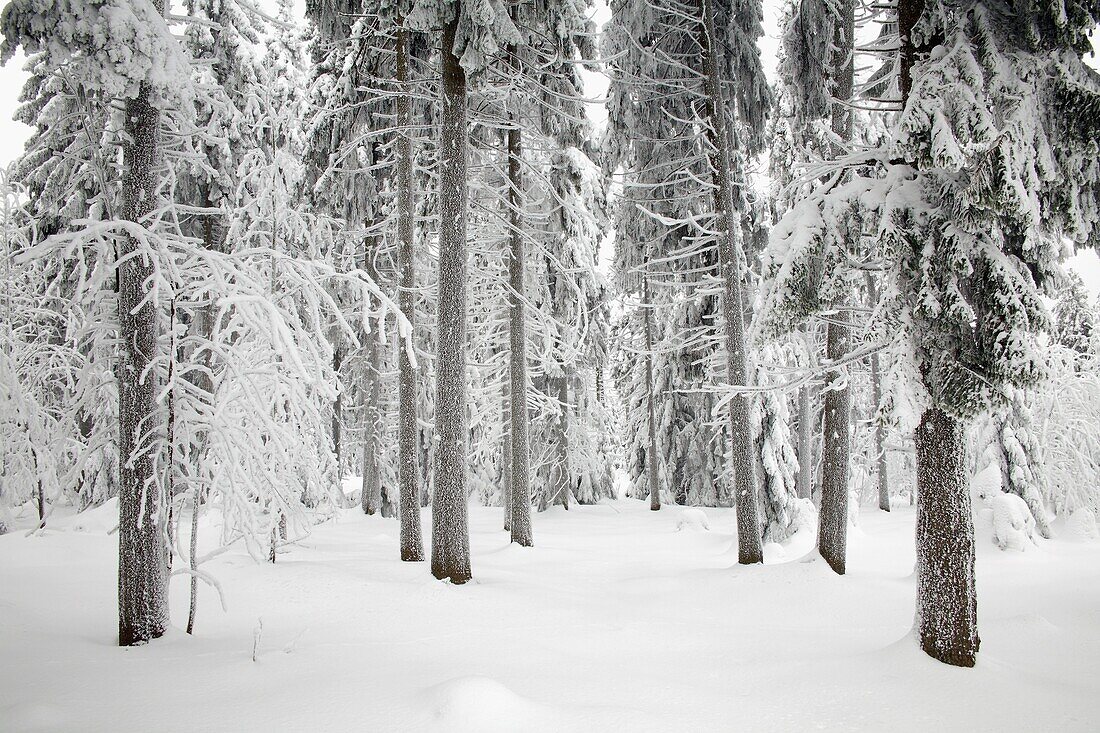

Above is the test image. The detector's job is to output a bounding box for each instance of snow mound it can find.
[1066,509,1099,541]
[423,676,545,732]
[992,492,1036,551]
[59,498,118,534]
[676,507,710,532]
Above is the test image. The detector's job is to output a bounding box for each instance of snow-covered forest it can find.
[1,0,1099,729]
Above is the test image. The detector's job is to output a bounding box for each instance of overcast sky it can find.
[0,2,1096,297]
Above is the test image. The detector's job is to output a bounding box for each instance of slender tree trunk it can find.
[698,0,761,561]
[816,0,855,575]
[186,484,202,635]
[506,116,533,545]
[332,345,344,490]
[818,314,851,574]
[865,273,890,511]
[642,278,661,511]
[117,75,169,647]
[361,325,382,515]
[431,13,472,583]
[554,373,571,510]
[501,375,512,532]
[915,407,979,666]
[797,383,813,499]
[395,20,425,561]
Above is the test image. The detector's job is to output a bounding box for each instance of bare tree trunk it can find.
[117,72,169,646]
[698,0,761,562]
[642,278,661,511]
[553,374,571,510]
[915,407,979,666]
[395,19,425,561]
[818,314,851,574]
[186,484,202,635]
[816,0,855,575]
[361,325,382,515]
[865,272,890,512]
[332,345,344,492]
[797,383,813,499]
[431,13,472,583]
[506,115,533,545]
[501,375,511,532]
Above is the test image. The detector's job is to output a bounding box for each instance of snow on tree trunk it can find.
[506,119,533,546]
[332,345,344,491]
[697,0,760,561]
[117,78,169,647]
[642,278,661,512]
[865,272,890,512]
[553,373,571,510]
[395,21,425,562]
[818,315,851,574]
[915,407,979,667]
[430,12,472,583]
[501,376,512,532]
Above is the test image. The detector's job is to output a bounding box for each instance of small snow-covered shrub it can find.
[991,492,1036,551]
[676,507,710,532]
[1066,509,1099,541]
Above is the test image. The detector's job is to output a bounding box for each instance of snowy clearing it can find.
[3,499,1098,732]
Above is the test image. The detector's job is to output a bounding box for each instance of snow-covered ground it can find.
[2,496,1099,732]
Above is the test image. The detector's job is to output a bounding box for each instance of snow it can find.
[990,492,1037,552]
[2,499,1100,731]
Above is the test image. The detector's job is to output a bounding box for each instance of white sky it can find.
[0,2,1096,297]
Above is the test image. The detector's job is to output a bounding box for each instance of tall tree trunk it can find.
[816,0,855,575]
[501,374,512,532]
[332,345,344,491]
[361,320,382,515]
[117,75,169,647]
[698,0,761,561]
[395,19,424,561]
[915,407,979,666]
[506,116,533,545]
[865,272,890,512]
[900,0,978,666]
[642,277,661,511]
[797,382,814,499]
[818,313,851,574]
[431,13,472,583]
[553,373,571,510]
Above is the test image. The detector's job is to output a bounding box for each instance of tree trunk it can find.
[361,272,383,516]
[642,278,661,511]
[797,382,813,499]
[915,407,979,667]
[332,345,344,490]
[506,116,533,546]
[430,13,472,583]
[816,0,855,575]
[818,314,851,575]
[865,273,890,512]
[553,373,571,510]
[395,18,425,561]
[698,0,761,562]
[501,375,511,532]
[117,76,169,647]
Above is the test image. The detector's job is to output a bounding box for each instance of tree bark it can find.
[796,382,814,499]
[332,345,344,491]
[506,116,533,545]
[865,272,890,512]
[361,243,383,516]
[915,407,979,667]
[395,19,425,560]
[816,0,855,575]
[553,373,571,510]
[117,75,170,647]
[818,314,851,575]
[697,0,761,561]
[642,277,661,511]
[501,374,511,532]
[430,13,472,583]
